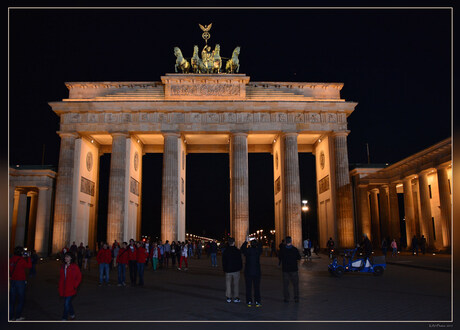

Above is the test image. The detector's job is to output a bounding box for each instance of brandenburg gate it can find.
[48,72,357,253]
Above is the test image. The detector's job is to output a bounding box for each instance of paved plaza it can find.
[10,252,451,323]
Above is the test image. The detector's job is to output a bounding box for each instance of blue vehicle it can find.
[328,248,386,277]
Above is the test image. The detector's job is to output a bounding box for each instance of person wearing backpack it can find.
[59,252,82,321]
[9,246,32,321]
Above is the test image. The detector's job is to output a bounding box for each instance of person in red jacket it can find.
[59,252,82,321]
[9,246,32,321]
[127,239,137,286]
[97,243,111,286]
[136,241,148,286]
[116,242,129,286]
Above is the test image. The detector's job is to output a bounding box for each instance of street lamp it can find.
[301,200,310,239]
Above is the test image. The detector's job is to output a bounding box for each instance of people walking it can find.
[116,242,129,286]
[59,252,82,321]
[96,243,111,286]
[279,236,301,303]
[241,238,262,307]
[127,239,138,286]
[420,235,427,255]
[209,240,218,267]
[9,246,32,321]
[303,238,312,260]
[222,237,243,303]
[178,242,188,270]
[391,239,398,257]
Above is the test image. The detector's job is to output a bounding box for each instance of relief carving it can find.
[294,113,304,123]
[328,113,337,123]
[170,84,240,96]
[309,113,321,123]
[207,113,220,123]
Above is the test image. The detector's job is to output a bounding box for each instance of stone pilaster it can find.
[388,183,401,241]
[378,185,390,241]
[437,167,451,248]
[230,133,249,248]
[107,132,129,244]
[403,177,416,247]
[418,172,434,248]
[282,133,302,250]
[14,189,28,247]
[357,185,371,240]
[331,132,355,248]
[26,191,38,249]
[161,133,181,243]
[369,189,381,246]
[52,132,78,253]
[35,187,52,256]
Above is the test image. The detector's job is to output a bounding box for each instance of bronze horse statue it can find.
[225,46,240,74]
[174,47,190,73]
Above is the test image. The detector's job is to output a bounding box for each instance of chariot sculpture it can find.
[173,23,241,74]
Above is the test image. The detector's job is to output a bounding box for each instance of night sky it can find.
[8,8,451,242]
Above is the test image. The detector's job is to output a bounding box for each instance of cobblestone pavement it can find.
[8,252,452,323]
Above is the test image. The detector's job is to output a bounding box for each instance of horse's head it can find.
[193,45,199,55]
[174,47,182,57]
[214,44,221,54]
[234,46,241,55]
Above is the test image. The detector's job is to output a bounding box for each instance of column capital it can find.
[37,186,50,191]
[329,130,350,138]
[281,132,298,139]
[110,132,130,138]
[436,162,452,170]
[162,132,181,138]
[418,168,435,176]
[27,190,38,197]
[57,131,79,139]
[230,132,248,137]
[404,174,418,182]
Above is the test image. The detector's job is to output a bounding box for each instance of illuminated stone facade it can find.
[46,73,358,252]
[350,138,452,251]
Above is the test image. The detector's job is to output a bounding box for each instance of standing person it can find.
[412,235,419,255]
[151,242,160,271]
[29,250,39,277]
[279,236,301,303]
[178,242,188,271]
[77,243,85,269]
[170,242,177,267]
[164,240,171,268]
[326,237,335,255]
[381,238,388,257]
[176,241,182,266]
[222,237,242,303]
[127,239,138,286]
[83,246,92,271]
[136,241,147,286]
[420,235,427,255]
[303,239,312,260]
[9,246,32,321]
[59,252,82,321]
[70,242,78,258]
[240,238,263,307]
[278,239,285,267]
[158,241,165,268]
[270,240,277,257]
[391,239,398,257]
[112,243,120,269]
[116,242,129,286]
[96,243,111,286]
[361,235,372,261]
[197,241,202,259]
[209,240,218,267]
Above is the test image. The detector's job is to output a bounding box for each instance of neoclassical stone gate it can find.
[48,73,358,252]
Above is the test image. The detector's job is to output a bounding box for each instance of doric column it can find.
[230,132,249,248]
[378,185,390,241]
[281,133,302,250]
[388,183,401,241]
[107,132,129,244]
[35,187,52,256]
[369,189,381,246]
[437,166,451,248]
[357,185,372,240]
[161,133,181,243]
[14,189,28,247]
[331,132,355,248]
[52,132,78,253]
[26,191,38,249]
[403,177,416,246]
[418,171,434,248]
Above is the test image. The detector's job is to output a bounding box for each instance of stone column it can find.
[331,132,355,248]
[357,185,371,240]
[282,133,302,250]
[369,189,381,246]
[388,183,401,241]
[378,185,390,241]
[161,133,181,243]
[403,177,416,247]
[14,189,28,247]
[35,187,52,256]
[418,171,434,248]
[437,166,451,248]
[52,132,78,253]
[230,133,249,248]
[26,191,38,249]
[107,132,129,244]
[9,185,16,252]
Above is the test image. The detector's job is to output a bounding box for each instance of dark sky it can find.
[8,8,451,240]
